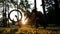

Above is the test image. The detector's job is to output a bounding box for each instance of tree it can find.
[44,0,60,26]
[54,0,60,25]
[44,0,56,24]
[0,0,5,3]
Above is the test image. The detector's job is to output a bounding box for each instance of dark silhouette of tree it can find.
[44,0,60,26]
[41,0,48,28]
[0,0,10,27]
[47,7,56,24]
[54,0,60,26]
[44,0,56,24]
[42,0,47,16]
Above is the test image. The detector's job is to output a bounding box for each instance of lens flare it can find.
[21,13,28,25]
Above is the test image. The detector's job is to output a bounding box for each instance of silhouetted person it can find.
[36,11,47,28]
[31,9,47,28]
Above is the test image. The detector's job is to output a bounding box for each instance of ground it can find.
[0,25,60,34]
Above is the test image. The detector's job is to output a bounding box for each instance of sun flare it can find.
[21,13,28,25]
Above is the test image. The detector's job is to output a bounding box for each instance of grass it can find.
[0,25,60,34]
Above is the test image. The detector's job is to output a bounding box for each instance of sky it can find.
[36,0,43,13]
[0,0,43,13]
[28,0,43,13]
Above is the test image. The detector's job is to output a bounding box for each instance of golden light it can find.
[21,13,28,25]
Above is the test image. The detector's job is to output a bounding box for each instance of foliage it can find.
[10,0,31,16]
[0,0,5,3]
[44,0,55,10]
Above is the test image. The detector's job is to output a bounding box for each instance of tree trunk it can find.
[54,0,60,25]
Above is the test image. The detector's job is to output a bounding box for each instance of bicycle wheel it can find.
[8,9,22,22]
